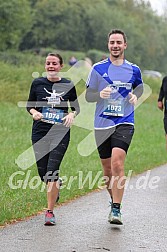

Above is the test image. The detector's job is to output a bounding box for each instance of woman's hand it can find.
[62,112,76,127]
[32,111,43,120]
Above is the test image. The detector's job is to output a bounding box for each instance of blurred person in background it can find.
[158,76,167,150]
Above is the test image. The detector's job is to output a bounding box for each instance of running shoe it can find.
[56,177,63,203]
[44,210,56,225]
[108,207,123,225]
[108,201,113,223]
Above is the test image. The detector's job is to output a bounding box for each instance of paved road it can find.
[1,164,167,252]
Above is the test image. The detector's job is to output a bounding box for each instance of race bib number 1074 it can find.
[41,107,64,124]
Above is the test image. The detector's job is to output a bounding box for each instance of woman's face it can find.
[45,55,63,77]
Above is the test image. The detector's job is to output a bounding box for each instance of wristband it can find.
[70,111,77,117]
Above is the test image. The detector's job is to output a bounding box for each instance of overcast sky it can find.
[147,0,166,15]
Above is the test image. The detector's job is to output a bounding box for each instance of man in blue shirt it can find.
[86,29,143,225]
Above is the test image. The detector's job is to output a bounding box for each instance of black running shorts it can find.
[95,124,134,159]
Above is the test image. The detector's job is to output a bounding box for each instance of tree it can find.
[0,0,32,50]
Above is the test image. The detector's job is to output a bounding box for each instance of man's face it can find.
[45,56,62,77]
[108,33,127,59]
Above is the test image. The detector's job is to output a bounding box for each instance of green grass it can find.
[126,99,166,174]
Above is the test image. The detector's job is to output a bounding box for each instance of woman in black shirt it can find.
[27,53,80,225]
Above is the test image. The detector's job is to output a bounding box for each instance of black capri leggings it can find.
[32,130,70,183]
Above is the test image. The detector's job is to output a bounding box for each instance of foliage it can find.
[86,49,108,64]
[0,0,32,50]
[0,50,85,66]
[1,0,167,76]
[143,76,162,95]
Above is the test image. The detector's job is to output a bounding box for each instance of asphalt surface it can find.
[0,164,167,252]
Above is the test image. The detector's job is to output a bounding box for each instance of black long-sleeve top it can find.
[26,77,80,140]
[158,76,167,114]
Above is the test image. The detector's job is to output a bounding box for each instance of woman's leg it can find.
[46,131,70,211]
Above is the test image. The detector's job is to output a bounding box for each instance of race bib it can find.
[41,107,64,124]
[103,99,124,116]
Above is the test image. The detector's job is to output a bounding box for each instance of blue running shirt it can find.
[86,58,143,129]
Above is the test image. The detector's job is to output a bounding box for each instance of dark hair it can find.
[47,53,63,65]
[108,29,127,43]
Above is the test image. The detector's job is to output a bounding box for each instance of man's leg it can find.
[107,147,126,225]
[110,147,126,204]
[101,147,126,203]
[101,157,112,198]
[163,118,167,150]
[165,134,167,151]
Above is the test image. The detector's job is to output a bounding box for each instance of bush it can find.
[86,49,108,64]
[143,76,162,95]
[0,49,86,66]
[0,51,43,66]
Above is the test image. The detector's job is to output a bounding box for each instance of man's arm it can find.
[158,78,165,102]
[85,67,101,102]
[85,87,101,102]
[157,77,165,111]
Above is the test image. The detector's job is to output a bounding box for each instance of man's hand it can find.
[129,92,137,105]
[100,86,112,99]
[158,101,163,111]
